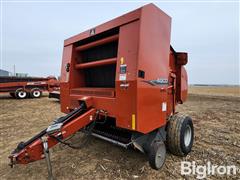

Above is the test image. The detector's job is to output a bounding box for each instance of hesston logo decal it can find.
[142,79,169,86]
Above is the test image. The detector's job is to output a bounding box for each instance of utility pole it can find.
[0,0,3,70]
[13,64,15,76]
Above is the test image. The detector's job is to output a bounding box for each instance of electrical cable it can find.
[50,121,96,149]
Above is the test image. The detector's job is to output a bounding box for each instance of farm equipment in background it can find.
[48,90,60,100]
[0,76,59,99]
[9,3,194,178]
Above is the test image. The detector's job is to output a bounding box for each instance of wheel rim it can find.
[184,125,192,147]
[155,144,166,169]
[33,91,40,97]
[18,91,27,98]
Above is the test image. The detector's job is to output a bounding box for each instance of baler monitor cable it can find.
[50,121,96,149]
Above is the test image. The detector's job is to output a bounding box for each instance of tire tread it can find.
[167,114,192,156]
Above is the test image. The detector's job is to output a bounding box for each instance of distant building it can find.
[0,69,10,76]
[16,73,28,77]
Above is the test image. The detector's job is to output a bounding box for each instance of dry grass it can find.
[189,86,240,97]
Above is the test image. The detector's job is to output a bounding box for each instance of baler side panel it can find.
[175,63,188,104]
[60,45,73,113]
[69,46,86,89]
[167,51,177,115]
[137,5,172,133]
[115,20,139,130]
[60,83,71,113]
[180,66,188,102]
[60,45,73,83]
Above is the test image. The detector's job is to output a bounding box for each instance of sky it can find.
[0,1,239,85]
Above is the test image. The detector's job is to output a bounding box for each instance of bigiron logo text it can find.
[181,161,239,179]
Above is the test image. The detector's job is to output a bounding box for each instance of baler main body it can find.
[60,4,187,134]
[10,4,191,173]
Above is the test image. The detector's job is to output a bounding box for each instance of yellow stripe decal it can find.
[132,114,136,130]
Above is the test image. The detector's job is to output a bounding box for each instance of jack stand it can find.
[41,136,54,180]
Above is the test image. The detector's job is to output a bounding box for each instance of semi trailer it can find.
[9,4,194,177]
[0,76,59,99]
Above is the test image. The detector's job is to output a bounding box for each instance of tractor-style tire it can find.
[30,88,42,98]
[148,142,166,170]
[166,114,194,156]
[9,92,16,98]
[15,89,28,99]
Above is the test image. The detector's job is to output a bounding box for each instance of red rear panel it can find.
[136,5,171,133]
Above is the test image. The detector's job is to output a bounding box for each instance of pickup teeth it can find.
[90,123,132,144]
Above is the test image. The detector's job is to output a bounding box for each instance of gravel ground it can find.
[0,87,239,179]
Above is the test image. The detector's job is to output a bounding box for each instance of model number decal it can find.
[142,78,168,86]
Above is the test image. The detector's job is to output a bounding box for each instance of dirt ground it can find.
[0,87,239,179]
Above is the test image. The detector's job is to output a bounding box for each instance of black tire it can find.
[9,92,16,98]
[148,142,166,170]
[30,88,42,98]
[15,89,28,99]
[166,114,194,156]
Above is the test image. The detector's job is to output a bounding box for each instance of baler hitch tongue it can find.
[46,123,63,135]
[8,103,96,166]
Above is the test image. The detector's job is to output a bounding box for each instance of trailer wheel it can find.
[166,114,194,156]
[15,89,28,99]
[30,88,42,98]
[9,92,16,98]
[148,142,166,170]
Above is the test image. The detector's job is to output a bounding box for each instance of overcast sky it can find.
[1,1,239,85]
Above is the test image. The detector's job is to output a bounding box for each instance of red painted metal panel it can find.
[60,83,71,113]
[69,95,117,118]
[136,4,171,133]
[75,58,117,69]
[60,45,73,83]
[71,87,115,97]
[75,34,119,51]
[115,20,140,130]
[181,66,188,102]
